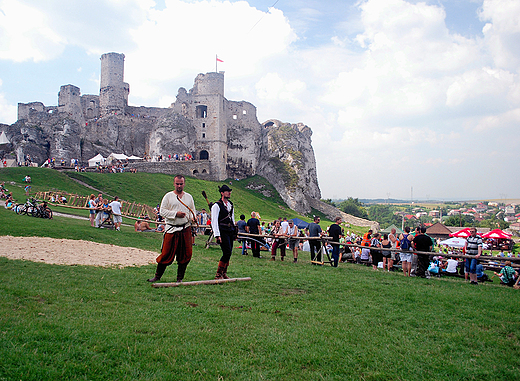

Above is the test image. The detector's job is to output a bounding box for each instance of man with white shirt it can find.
[108,196,122,231]
[147,175,196,283]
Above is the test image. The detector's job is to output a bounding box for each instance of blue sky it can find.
[1,0,519,201]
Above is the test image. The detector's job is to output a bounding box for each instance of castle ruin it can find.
[3,52,324,214]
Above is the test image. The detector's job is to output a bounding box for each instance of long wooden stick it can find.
[151,277,251,288]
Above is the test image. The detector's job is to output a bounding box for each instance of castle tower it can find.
[99,52,129,116]
[58,84,84,125]
[191,72,227,180]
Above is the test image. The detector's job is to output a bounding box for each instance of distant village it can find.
[396,201,519,233]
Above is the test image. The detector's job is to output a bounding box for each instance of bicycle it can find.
[16,198,38,215]
[31,200,53,219]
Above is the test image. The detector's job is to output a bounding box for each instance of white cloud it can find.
[255,73,306,106]
[0,0,66,62]
[0,79,17,124]
[479,0,520,71]
[124,0,297,105]
[1,0,520,200]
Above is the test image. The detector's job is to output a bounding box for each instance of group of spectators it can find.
[87,193,122,231]
[143,153,194,162]
[351,226,519,287]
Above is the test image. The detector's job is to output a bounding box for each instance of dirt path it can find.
[0,236,158,267]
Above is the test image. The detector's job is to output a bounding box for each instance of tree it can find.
[367,204,401,227]
[444,214,475,227]
[338,198,368,219]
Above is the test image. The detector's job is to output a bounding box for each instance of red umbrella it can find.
[449,228,473,238]
[482,229,512,239]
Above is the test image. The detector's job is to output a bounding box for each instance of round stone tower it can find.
[99,52,128,116]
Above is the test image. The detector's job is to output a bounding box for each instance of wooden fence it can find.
[35,191,156,219]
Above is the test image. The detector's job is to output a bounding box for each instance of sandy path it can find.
[0,235,158,267]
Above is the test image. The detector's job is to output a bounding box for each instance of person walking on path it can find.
[147,175,196,283]
[211,185,236,279]
[465,227,483,285]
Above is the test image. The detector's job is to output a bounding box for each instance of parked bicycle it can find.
[16,198,38,215]
[15,198,53,219]
[32,200,53,219]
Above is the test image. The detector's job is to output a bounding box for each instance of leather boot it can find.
[148,263,167,282]
[215,261,226,279]
[222,262,230,280]
[177,262,188,283]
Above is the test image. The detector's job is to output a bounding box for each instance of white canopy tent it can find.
[106,153,128,164]
[439,237,467,248]
[127,155,143,160]
[0,131,10,145]
[88,153,105,167]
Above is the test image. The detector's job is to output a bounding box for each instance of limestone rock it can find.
[257,120,320,214]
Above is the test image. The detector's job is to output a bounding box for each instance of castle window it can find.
[202,123,205,128]
[196,105,208,118]
[193,170,199,175]
[202,169,207,174]
[202,133,205,138]
[233,114,237,120]
[200,150,209,160]
[243,110,247,115]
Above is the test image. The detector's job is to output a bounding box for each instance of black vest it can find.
[216,199,234,232]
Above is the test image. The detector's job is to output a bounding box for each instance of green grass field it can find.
[1,168,519,380]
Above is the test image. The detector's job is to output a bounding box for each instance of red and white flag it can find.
[216,56,224,63]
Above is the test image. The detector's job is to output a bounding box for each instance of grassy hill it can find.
[1,167,322,226]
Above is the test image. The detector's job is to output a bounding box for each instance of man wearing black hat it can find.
[211,184,236,279]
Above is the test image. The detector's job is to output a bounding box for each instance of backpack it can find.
[400,234,411,250]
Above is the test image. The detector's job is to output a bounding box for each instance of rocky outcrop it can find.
[257,120,320,214]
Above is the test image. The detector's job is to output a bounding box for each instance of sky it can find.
[1,0,519,201]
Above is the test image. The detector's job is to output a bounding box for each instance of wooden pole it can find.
[152,277,251,288]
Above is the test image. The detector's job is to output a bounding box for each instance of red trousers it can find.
[156,227,192,265]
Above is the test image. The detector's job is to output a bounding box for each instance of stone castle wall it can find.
[126,160,216,180]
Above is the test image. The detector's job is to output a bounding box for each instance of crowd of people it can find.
[4,170,518,288]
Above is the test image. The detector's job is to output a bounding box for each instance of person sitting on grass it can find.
[135,218,155,232]
[155,222,165,233]
[494,261,518,287]
[444,256,459,275]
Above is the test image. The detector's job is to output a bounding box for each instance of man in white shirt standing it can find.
[108,196,122,231]
[148,175,196,283]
